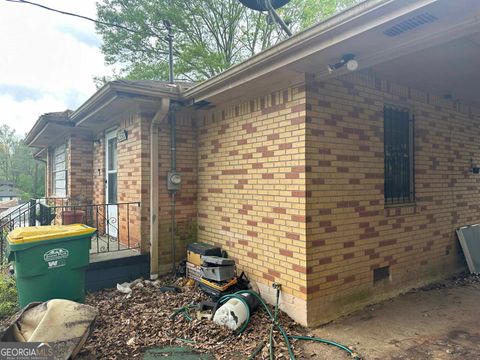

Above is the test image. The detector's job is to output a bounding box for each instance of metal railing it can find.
[0,199,141,263]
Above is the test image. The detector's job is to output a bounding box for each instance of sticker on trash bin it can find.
[44,248,69,269]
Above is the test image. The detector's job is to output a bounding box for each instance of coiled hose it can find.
[217,289,360,360]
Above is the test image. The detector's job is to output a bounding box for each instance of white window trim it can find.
[52,144,67,198]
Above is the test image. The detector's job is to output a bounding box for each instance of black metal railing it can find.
[0,199,141,263]
[0,198,44,264]
[45,202,141,254]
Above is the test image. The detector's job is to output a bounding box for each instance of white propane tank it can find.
[213,298,249,331]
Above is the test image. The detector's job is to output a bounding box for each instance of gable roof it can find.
[70,80,192,128]
[0,184,22,198]
[24,110,73,146]
[25,0,480,146]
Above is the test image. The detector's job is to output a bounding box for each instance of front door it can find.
[105,130,118,238]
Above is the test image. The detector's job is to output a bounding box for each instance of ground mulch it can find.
[77,277,309,359]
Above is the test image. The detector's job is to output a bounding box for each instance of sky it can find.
[0,0,113,136]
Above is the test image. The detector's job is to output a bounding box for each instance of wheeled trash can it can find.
[7,224,96,307]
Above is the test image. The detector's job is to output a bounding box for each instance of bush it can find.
[0,271,18,320]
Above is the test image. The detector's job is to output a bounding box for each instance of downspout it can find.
[164,20,179,275]
[170,106,177,274]
[150,97,170,279]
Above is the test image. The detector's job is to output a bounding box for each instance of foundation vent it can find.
[373,266,390,284]
[383,13,438,37]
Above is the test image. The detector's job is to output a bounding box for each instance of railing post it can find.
[29,199,36,227]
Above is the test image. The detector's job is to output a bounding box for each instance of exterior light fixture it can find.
[328,54,358,73]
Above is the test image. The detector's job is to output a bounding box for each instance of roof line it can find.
[70,81,183,123]
[184,0,437,100]
[24,111,72,146]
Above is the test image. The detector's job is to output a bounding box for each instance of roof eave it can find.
[71,82,184,125]
[25,113,72,146]
[184,0,439,101]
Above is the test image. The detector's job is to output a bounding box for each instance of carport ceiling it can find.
[371,32,480,107]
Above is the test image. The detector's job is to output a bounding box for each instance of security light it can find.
[328,54,358,73]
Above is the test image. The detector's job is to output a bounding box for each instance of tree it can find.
[0,125,45,200]
[0,125,16,182]
[96,0,361,82]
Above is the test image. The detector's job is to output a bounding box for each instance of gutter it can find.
[71,82,183,126]
[150,98,170,279]
[184,0,439,101]
[25,113,73,146]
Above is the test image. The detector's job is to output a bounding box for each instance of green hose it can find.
[217,289,360,360]
[170,304,195,321]
[289,335,358,359]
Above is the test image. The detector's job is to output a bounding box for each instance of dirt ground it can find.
[4,273,479,359]
[76,273,480,359]
[304,274,480,360]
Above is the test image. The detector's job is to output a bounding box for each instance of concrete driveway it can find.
[303,275,480,359]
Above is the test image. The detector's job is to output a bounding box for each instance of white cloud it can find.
[0,94,68,136]
[0,0,113,135]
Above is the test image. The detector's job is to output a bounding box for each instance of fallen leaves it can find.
[77,277,307,359]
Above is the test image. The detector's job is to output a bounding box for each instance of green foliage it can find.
[96,0,363,82]
[0,272,18,320]
[288,0,360,29]
[0,124,45,200]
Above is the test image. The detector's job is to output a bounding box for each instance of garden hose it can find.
[217,289,360,360]
[169,304,196,321]
[269,283,281,360]
[247,341,266,360]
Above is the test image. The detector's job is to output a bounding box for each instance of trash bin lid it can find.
[7,224,96,244]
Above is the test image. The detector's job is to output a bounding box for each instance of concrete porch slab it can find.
[89,235,140,263]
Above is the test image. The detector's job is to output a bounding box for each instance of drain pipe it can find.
[150,98,170,279]
[163,20,180,275]
[169,108,177,274]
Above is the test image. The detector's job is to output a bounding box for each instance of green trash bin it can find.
[7,224,96,307]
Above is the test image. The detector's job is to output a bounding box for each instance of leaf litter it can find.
[77,276,309,359]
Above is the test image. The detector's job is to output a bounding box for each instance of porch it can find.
[89,234,139,262]
[37,198,143,258]
[0,198,149,290]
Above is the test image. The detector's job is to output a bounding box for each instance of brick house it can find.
[26,0,480,326]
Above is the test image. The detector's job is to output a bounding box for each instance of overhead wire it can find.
[3,0,165,36]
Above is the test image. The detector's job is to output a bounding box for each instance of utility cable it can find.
[3,0,164,36]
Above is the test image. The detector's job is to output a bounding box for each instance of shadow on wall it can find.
[158,220,197,273]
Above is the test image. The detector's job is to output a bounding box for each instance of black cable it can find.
[4,0,164,36]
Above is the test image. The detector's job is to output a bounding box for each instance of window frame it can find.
[383,104,415,206]
[51,143,68,198]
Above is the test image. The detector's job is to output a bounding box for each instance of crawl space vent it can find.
[383,13,438,37]
[373,266,390,284]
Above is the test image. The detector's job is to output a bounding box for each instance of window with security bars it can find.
[384,105,414,205]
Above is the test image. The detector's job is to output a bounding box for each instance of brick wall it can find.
[92,134,105,206]
[68,133,93,202]
[156,112,198,274]
[91,116,147,248]
[305,72,480,326]
[196,77,309,323]
[90,112,197,267]
[116,115,149,249]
